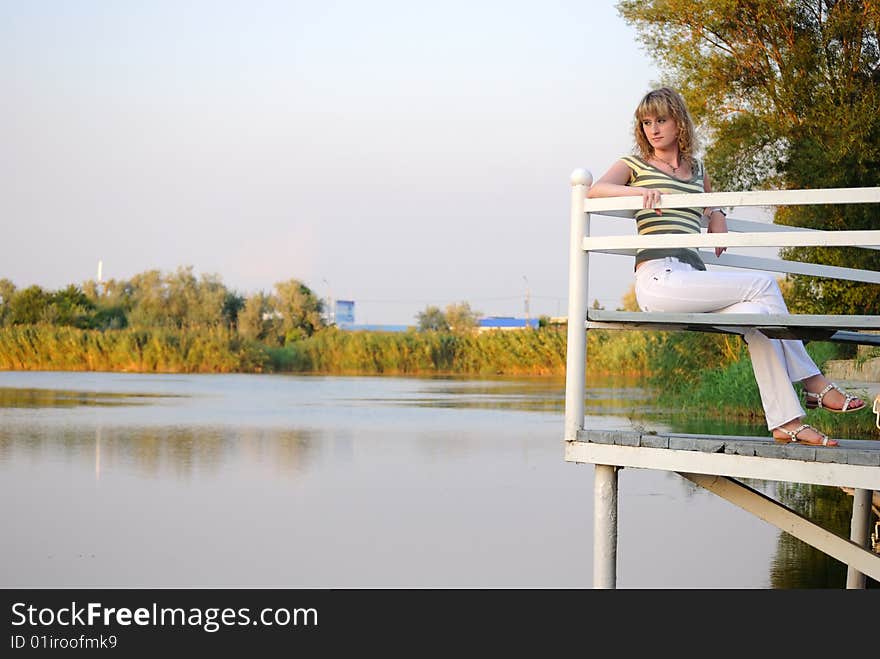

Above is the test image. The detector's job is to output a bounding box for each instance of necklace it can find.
[653,155,680,174]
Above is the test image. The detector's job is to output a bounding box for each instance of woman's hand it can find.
[587,161,661,215]
[641,188,662,215]
[707,211,728,257]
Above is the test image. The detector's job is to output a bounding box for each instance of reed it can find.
[651,339,866,430]
[0,325,858,428]
[0,325,267,373]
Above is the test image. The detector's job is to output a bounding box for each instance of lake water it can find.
[0,370,858,588]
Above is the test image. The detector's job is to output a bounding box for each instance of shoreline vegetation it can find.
[0,268,870,430]
[0,322,865,427]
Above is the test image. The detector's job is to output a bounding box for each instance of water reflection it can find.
[770,483,856,588]
[0,386,184,408]
[0,424,318,482]
[0,371,874,588]
[349,377,658,418]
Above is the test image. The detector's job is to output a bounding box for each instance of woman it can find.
[586,87,865,447]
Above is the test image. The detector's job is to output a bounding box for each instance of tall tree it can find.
[0,279,16,326]
[618,0,880,313]
[8,285,51,325]
[127,269,171,328]
[49,285,95,328]
[416,305,449,332]
[238,292,272,341]
[272,279,324,343]
[82,277,131,330]
[444,301,481,333]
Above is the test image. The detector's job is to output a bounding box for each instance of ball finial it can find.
[570,168,593,187]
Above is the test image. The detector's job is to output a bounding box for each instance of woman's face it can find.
[640,113,679,152]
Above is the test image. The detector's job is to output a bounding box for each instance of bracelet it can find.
[707,207,727,217]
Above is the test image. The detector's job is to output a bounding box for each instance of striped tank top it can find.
[620,155,706,271]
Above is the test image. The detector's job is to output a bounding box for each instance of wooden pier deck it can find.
[567,431,880,579]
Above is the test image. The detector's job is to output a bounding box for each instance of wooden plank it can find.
[828,331,880,346]
[586,321,880,344]
[698,252,880,283]
[719,218,880,251]
[722,218,816,233]
[579,429,880,463]
[582,187,880,213]
[564,441,880,490]
[586,249,880,283]
[582,229,880,251]
[587,310,880,329]
[596,212,846,233]
[678,473,880,582]
[586,310,880,343]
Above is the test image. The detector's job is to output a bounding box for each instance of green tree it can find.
[618,0,880,314]
[272,279,324,343]
[0,279,16,326]
[238,292,273,341]
[416,305,449,332]
[127,270,170,328]
[49,285,96,327]
[444,301,481,333]
[81,278,130,330]
[164,267,229,328]
[123,267,233,329]
[223,291,245,329]
[8,285,51,325]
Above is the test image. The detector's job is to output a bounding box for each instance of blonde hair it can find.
[633,87,697,166]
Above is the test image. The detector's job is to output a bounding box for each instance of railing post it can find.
[566,169,618,588]
[846,488,873,589]
[564,169,592,442]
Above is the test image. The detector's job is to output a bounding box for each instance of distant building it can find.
[335,300,355,329]
[477,316,539,333]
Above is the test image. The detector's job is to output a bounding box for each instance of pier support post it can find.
[846,488,873,589]
[593,464,618,589]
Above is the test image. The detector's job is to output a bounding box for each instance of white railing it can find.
[565,169,880,589]
[565,168,880,442]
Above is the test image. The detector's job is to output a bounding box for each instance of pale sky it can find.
[3,0,663,325]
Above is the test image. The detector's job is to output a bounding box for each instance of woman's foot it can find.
[801,376,865,413]
[772,420,838,447]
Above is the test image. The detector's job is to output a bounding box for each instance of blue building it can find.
[334,300,355,328]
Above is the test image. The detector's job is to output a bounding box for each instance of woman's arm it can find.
[703,171,728,257]
[587,160,662,214]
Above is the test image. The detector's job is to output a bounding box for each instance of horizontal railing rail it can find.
[582,187,880,214]
[582,229,880,251]
[592,207,880,282]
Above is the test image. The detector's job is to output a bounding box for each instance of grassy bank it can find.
[0,324,864,428]
[0,325,268,373]
[0,324,650,377]
[649,337,872,437]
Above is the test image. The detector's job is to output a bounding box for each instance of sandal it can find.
[804,382,864,413]
[772,423,837,447]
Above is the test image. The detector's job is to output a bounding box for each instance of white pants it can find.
[634,257,820,429]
